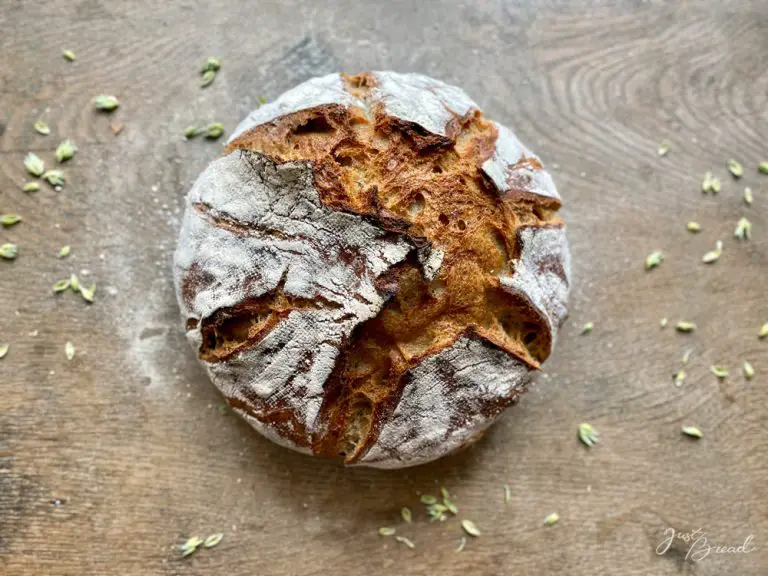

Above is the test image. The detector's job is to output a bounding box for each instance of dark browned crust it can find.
[185,73,567,463]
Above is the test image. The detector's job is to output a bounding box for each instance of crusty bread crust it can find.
[174,72,570,468]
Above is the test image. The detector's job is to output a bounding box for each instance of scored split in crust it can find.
[174,72,571,468]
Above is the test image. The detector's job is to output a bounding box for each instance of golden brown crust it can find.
[219,77,563,462]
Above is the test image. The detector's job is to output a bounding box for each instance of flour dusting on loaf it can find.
[229,74,364,143]
[357,335,531,468]
[499,224,571,349]
[174,71,571,468]
[482,123,560,204]
[371,72,478,137]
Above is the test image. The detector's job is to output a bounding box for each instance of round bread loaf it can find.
[173,72,571,469]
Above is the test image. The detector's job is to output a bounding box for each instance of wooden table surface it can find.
[2,1,767,574]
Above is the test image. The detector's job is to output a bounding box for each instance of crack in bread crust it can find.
[177,72,570,467]
[197,268,344,363]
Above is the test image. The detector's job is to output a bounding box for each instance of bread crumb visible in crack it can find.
[338,396,373,458]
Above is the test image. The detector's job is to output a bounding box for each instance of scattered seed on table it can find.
[1,214,22,227]
[205,122,225,139]
[673,370,686,387]
[544,512,560,526]
[203,533,223,548]
[645,250,664,270]
[55,140,77,163]
[702,171,721,193]
[201,56,221,73]
[578,422,598,447]
[461,519,481,537]
[426,501,449,522]
[180,536,202,557]
[79,283,96,303]
[201,69,216,87]
[733,217,751,241]
[34,118,50,135]
[94,95,119,111]
[702,240,723,264]
[682,426,703,439]
[42,170,66,187]
[728,159,744,178]
[184,125,204,139]
[710,365,728,378]
[0,243,18,259]
[24,152,44,176]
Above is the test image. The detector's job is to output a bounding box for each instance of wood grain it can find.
[1,0,767,574]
